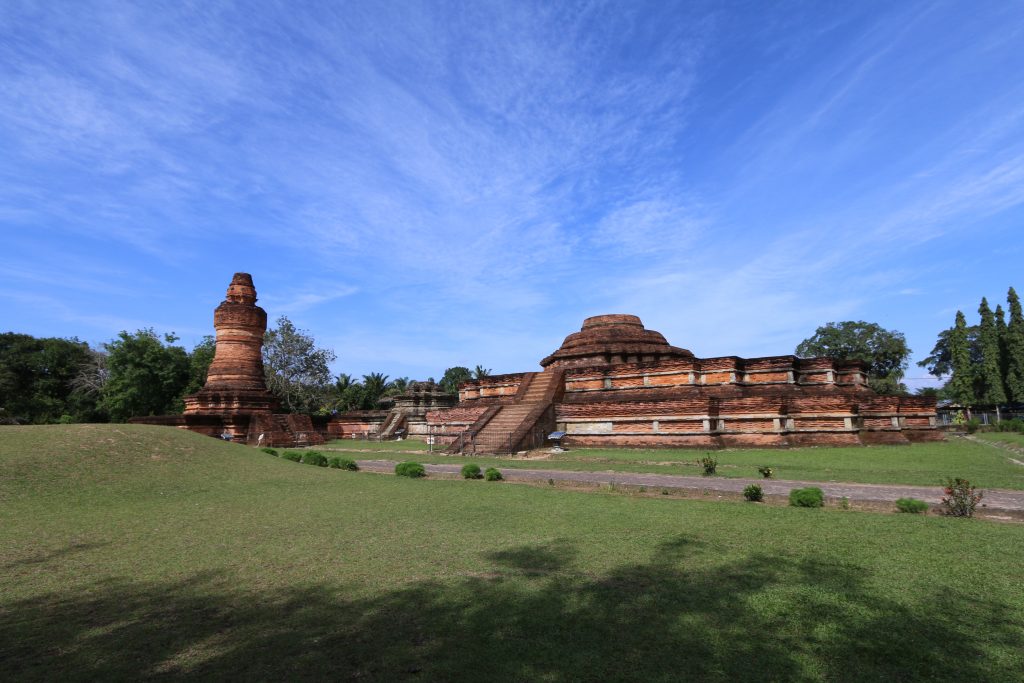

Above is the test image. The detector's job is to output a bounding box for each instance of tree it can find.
[184,335,217,395]
[977,298,1007,405]
[385,377,410,397]
[472,365,492,379]
[947,311,976,411]
[100,330,190,421]
[1006,287,1024,403]
[439,366,472,395]
[263,316,336,413]
[0,333,96,423]
[361,372,390,409]
[918,325,982,379]
[795,321,911,395]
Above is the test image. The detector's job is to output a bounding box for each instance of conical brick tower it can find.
[184,273,278,417]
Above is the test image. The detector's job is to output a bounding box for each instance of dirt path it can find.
[355,459,1024,513]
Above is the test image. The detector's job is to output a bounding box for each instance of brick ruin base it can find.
[422,314,941,452]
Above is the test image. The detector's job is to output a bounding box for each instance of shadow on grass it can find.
[2,536,1020,681]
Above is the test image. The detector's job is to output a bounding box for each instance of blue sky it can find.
[2,1,1023,388]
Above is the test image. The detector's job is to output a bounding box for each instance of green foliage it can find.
[0,333,105,424]
[301,451,328,466]
[1006,287,1024,403]
[100,329,191,421]
[941,478,983,517]
[947,311,976,408]
[789,487,824,508]
[440,366,473,395]
[472,365,492,379]
[977,298,1007,405]
[742,484,763,502]
[758,466,774,479]
[184,335,217,396]
[328,456,358,470]
[263,316,336,414]
[895,498,929,514]
[461,463,483,479]
[699,456,717,475]
[360,372,390,409]
[795,321,911,394]
[965,418,982,434]
[995,419,1024,434]
[484,467,503,481]
[260,447,278,456]
[281,451,302,462]
[395,461,426,478]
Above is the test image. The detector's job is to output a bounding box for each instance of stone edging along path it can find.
[353,459,1024,514]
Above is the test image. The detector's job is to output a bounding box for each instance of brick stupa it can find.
[133,273,323,447]
[183,273,277,416]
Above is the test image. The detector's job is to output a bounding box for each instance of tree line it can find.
[0,316,492,425]
[917,287,1024,413]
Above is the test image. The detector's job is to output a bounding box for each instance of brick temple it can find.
[412,314,941,452]
[131,273,323,447]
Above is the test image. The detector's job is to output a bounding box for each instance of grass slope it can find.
[2,425,1023,681]
[325,437,1024,489]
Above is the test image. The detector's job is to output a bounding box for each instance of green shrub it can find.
[461,463,482,479]
[301,451,328,467]
[996,418,1024,434]
[839,497,850,510]
[758,466,774,479]
[742,484,763,502]
[260,447,278,456]
[281,451,302,462]
[395,461,426,478]
[941,478,983,517]
[484,467,503,481]
[895,497,929,514]
[965,418,982,434]
[700,456,717,475]
[789,487,824,508]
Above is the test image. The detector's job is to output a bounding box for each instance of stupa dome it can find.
[540,314,693,369]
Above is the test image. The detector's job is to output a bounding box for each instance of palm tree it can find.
[472,365,492,379]
[362,372,390,409]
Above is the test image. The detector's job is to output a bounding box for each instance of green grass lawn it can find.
[326,437,1024,490]
[2,424,1023,681]
[976,431,1024,449]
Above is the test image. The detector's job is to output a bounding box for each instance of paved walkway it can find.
[355,459,1024,513]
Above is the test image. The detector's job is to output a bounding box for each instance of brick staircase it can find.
[378,410,408,439]
[450,370,563,454]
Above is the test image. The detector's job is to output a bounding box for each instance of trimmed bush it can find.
[395,461,426,478]
[700,456,717,476]
[758,466,774,479]
[461,463,483,479]
[260,447,279,456]
[301,451,328,467]
[281,451,302,462]
[328,456,359,470]
[743,484,763,502]
[941,478,983,517]
[484,467,503,481]
[895,497,929,514]
[789,487,824,508]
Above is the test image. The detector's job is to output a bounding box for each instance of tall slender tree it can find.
[977,298,1007,406]
[948,311,976,411]
[1006,287,1024,404]
[995,304,1009,398]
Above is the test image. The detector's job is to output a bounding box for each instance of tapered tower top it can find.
[225,273,257,304]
